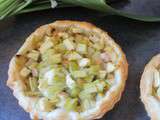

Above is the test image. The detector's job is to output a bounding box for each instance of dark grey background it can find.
[0,0,160,120]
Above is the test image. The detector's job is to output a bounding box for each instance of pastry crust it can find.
[140,54,160,120]
[7,20,128,120]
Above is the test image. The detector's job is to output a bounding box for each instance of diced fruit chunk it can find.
[69,61,79,74]
[54,43,66,53]
[72,70,87,78]
[42,85,65,99]
[38,79,48,90]
[83,83,97,93]
[43,53,62,64]
[75,34,89,44]
[99,70,107,79]
[76,43,87,54]
[67,52,82,60]
[94,80,106,92]
[26,59,38,69]
[41,48,55,61]
[64,98,78,111]
[63,38,75,50]
[38,97,54,112]
[88,65,100,75]
[44,69,55,84]
[78,58,90,67]
[154,69,160,88]
[50,54,62,64]
[105,62,116,73]
[29,77,38,91]
[44,69,65,85]
[66,74,76,89]
[27,50,40,61]
[81,99,95,110]
[40,38,53,53]
[105,79,112,86]
[84,75,94,82]
[69,87,80,97]
[20,67,31,77]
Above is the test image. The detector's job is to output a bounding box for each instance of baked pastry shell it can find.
[140,54,160,120]
[7,20,128,120]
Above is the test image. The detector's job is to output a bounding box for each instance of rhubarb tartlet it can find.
[140,54,160,120]
[7,20,128,120]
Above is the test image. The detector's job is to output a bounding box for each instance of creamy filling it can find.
[18,27,118,113]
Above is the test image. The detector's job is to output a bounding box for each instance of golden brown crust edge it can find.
[140,54,160,120]
[7,20,128,120]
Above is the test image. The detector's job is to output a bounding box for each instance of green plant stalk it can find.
[0,0,75,18]
[0,0,21,20]
[19,4,51,14]
[0,0,160,22]
[0,0,16,13]
[10,0,32,16]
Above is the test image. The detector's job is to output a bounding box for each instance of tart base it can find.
[140,54,160,120]
[7,20,128,120]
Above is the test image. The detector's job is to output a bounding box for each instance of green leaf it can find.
[60,0,160,22]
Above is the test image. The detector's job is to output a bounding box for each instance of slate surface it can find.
[0,0,160,120]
